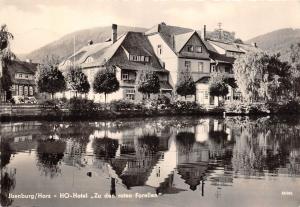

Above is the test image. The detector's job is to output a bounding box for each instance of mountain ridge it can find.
[20,25,147,62]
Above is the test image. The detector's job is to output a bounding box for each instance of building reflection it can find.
[1,117,300,202]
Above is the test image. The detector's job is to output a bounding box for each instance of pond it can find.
[1,116,300,207]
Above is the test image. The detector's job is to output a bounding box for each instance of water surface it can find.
[1,116,300,207]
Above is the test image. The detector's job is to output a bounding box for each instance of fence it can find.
[0,103,51,116]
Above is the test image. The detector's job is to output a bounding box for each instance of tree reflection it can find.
[0,169,16,206]
[93,137,119,160]
[137,134,160,154]
[228,116,300,176]
[176,132,196,153]
[1,141,14,168]
[36,139,66,178]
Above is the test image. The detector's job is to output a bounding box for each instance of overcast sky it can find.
[1,0,300,54]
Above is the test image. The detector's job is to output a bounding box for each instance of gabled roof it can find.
[60,34,126,68]
[7,61,38,74]
[6,60,38,85]
[146,23,201,54]
[207,40,244,53]
[174,31,195,52]
[61,31,165,72]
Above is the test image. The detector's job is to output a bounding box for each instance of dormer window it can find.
[66,60,72,66]
[187,45,194,52]
[85,57,94,63]
[129,55,150,63]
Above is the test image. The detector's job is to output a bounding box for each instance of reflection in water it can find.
[36,139,66,178]
[93,137,119,160]
[0,169,16,206]
[1,141,14,168]
[0,117,300,206]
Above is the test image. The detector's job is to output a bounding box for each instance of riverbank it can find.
[1,99,299,122]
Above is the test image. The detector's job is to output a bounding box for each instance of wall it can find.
[196,83,218,106]
[177,58,210,82]
[147,34,178,88]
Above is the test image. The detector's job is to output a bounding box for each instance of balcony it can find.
[120,79,136,86]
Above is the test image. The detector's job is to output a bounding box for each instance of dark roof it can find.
[209,51,235,64]
[61,32,165,72]
[207,40,244,53]
[7,61,38,85]
[7,61,38,74]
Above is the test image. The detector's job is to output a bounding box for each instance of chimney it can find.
[202,25,207,40]
[112,24,117,44]
[88,40,93,45]
[252,42,257,48]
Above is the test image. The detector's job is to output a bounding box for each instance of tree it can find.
[287,43,300,98]
[176,70,196,100]
[0,24,14,101]
[138,70,160,99]
[234,38,244,44]
[209,72,229,102]
[66,65,90,97]
[36,65,66,99]
[258,54,291,101]
[233,51,292,103]
[93,67,119,105]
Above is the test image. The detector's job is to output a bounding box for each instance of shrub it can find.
[170,101,203,114]
[110,100,143,111]
[277,100,300,114]
[225,101,270,114]
[68,98,97,114]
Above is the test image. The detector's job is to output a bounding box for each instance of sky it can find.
[0,0,300,54]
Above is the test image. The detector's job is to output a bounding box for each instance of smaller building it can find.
[8,60,38,97]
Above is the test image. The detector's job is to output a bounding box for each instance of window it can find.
[122,73,129,80]
[130,55,150,62]
[196,46,202,53]
[66,60,72,66]
[184,61,191,71]
[85,57,94,63]
[129,55,134,61]
[211,65,216,73]
[187,45,194,52]
[25,75,29,79]
[204,91,209,99]
[225,67,231,73]
[24,86,28,96]
[157,45,162,55]
[19,85,23,96]
[19,74,23,78]
[198,62,204,72]
[29,86,34,96]
[125,89,135,100]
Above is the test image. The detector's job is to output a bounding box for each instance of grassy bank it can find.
[1,98,300,122]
